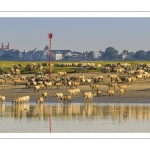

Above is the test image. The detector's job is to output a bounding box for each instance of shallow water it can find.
[0,102,150,133]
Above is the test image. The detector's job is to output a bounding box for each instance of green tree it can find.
[87,51,94,60]
[146,50,150,60]
[134,50,146,60]
[123,49,128,54]
[104,47,118,60]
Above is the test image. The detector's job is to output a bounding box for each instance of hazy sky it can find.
[0,17,150,53]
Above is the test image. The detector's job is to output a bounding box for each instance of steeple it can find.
[7,42,9,49]
[1,42,3,49]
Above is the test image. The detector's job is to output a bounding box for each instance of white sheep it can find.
[44,81,53,89]
[75,88,80,95]
[12,97,22,103]
[61,95,72,103]
[68,89,76,96]
[120,89,125,94]
[96,90,102,96]
[83,92,96,101]
[25,96,30,103]
[107,90,114,96]
[118,85,126,91]
[0,95,5,103]
[36,97,44,103]
[135,74,143,79]
[33,85,40,92]
[42,92,48,99]
[54,93,64,100]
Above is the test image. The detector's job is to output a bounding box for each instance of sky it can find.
[1,17,150,54]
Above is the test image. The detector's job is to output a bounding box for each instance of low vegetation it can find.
[1,60,150,74]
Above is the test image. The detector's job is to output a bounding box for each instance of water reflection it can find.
[1,103,150,122]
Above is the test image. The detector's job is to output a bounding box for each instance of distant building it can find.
[0,42,10,57]
[1,42,9,50]
[93,51,102,59]
[118,53,128,60]
[53,53,62,60]
[52,50,72,58]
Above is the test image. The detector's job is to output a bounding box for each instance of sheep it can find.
[108,83,117,90]
[12,97,22,104]
[71,81,80,88]
[37,81,43,85]
[131,76,137,83]
[25,96,30,103]
[54,93,64,100]
[0,95,5,103]
[120,89,125,94]
[36,97,44,103]
[21,96,27,103]
[108,74,118,78]
[12,79,21,85]
[74,88,80,95]
[20,76,26,80]
[42,92,48,99]
[101,67,111,73]
[55,82,63,89]
[96,90,102,96]
[33,85,40,92]
[80,78,86,85]
[3,73,11,80]
[68,89,76,96]
[136,69,145,74]
[114,68,125,74]
[83,92,96,101]
[20,96,30,103]
[108,75,120,83]
[90,83,99,90]
[135,74,143,79]
[66,81,72,89]
[26,82,31,89]
[125,77,132,84]
[86,78,92,85]
[58,71,67,76]
[39,83,45,89]
[118,85,127,91]
[92,76,103,83]
[0,79,5,85]
[60,95,72,103]
[44,81,53,89]
[30,81,37,87]
[98,75,104,82]
[143,73,150,80]
[78,74,85,80]
[107,90,114,96]
[12,99,18,104]
[12,96,30,104]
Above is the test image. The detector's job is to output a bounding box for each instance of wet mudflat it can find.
[1,102,150,133]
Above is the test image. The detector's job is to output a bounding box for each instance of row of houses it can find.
[0,42,135,61]
[0,43,104,61]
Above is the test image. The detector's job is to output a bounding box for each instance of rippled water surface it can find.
[0,102,150,133]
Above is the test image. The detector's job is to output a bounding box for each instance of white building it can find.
[53,53,62,60]
[93,52,102,59]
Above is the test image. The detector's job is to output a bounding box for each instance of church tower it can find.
[1,42,9,50]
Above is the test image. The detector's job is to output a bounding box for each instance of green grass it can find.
[1,60,150,74]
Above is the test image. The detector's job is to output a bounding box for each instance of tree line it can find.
[86,47,150,60]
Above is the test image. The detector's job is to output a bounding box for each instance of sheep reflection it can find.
[0,103,150,121]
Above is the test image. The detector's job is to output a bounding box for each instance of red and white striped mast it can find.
[48,33,52,78]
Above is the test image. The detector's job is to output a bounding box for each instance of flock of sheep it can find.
[0,62,150,104]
